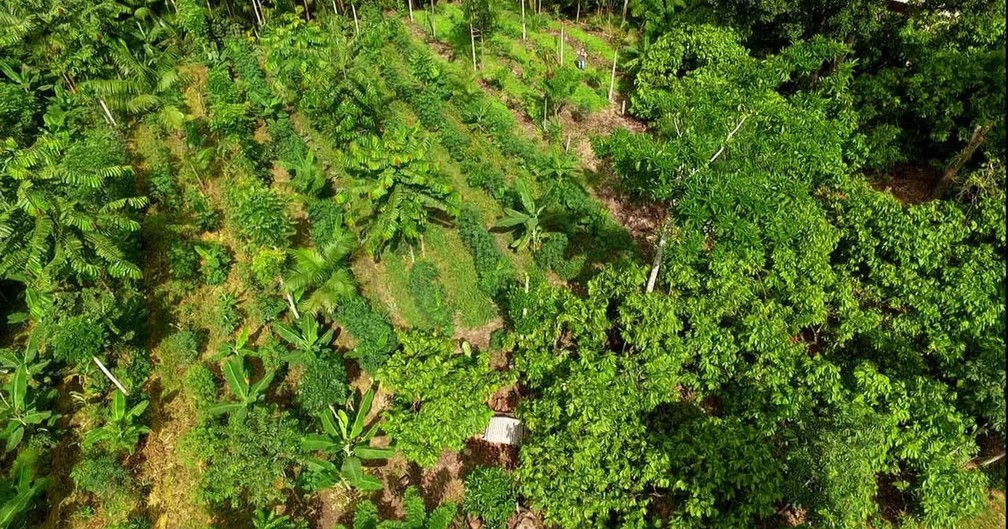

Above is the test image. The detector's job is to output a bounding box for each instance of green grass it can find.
[423,225,498,327]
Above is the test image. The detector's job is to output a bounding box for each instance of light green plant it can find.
[83,390,151,455]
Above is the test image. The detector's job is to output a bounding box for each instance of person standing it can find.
[577,47,587,69]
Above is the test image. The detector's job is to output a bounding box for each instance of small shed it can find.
[482,415,528,446]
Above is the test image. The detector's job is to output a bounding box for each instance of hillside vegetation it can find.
[0,1,1004,529]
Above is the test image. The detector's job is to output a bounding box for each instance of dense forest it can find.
[0,0,1004,528]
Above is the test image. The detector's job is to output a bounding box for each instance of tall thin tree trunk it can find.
[250,0,263,25]
[303,0,311,20]
[933,122,994,198]
[470,24,478,69]
[430,0,436,38]
[559,23,564,65]
[646,213,671,293]
[408,0,413,21]
[576,0,580,22]
[352,2,359,33]
[608,49,618,102]
[521,0,526,40]
[621,0,629,22]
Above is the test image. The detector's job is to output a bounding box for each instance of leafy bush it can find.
[296,354,349,417]
[71,451,136,521]
[439,122,471,162]
[250,293,286,326]
[457,207,514,296]
[307,199,345,248]
[213,294,242,336]
[183,406,302,509]
[188,191,220,232]
[196,243,232,285]
[464,467,516,529]
[378,331,510,466]
[159,330,203,369]
[408,262,454,332]
[251,248,287,287]
[49,317,106,367]
[461,160,507,200]
[333,295,398,375]
[167,240,199,281]
[335,486,456,529]
[534,233,584,281]
[184,362,219,412]
[268,115,307,163]
[227,185,294,247]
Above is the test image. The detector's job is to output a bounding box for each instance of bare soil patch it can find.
[870,163,940,204]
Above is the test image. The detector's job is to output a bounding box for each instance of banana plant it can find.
[0,361,56,454]
[211,328,256,362]
[252,508,298,529]
[83,390,151,455]
[273,316,334,366]
[209,356,274,421]
[0,451,50,528]
[301,386,394,491]
[493,179,553,251]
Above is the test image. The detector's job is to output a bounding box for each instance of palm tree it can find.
[284,229,356,316]
[344,126,460,257]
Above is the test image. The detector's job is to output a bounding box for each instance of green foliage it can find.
[0,448,50,528]
[301,386,394,492]
[273,316,334,366]
[332,294,398,375]
[533,233,584,281]
[184,406,302,509]
[250,248,287,288]
[83,391,150,455]
[457,207,514,296]
[212,293,242,336]
[167,240,199,281]
[1,131,146,283]
[195,243,232,286]
[343,125,461,255]
[71,452,134,502]
[378,332,509,467]
[463,467,515,529]
[48,316,105,367]
[284,232,356,316]
[227,185,294,248]
[208,355,274,421]
[184,363,219,412]
[493,179,552,251]
[295,354,348,418]
[408,262,453,332]
[0,354,56,454]
[335,486,457,529]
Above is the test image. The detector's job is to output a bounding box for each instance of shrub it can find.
[457,207,514,296]
[147,154,181,208]
[296,354,349,417]
[268,115,307,163]
[49,317,106,367]
[307,199,345,247]
[196,243,232,285]
[184,362,219,411]
[378,331,510,467]
[227,185,294,247]
[213,293,242,336]
[334,294,398,375]
[71,452,137,521]
[408,262,453,332]
[534,233,584,281]
[461,160,507,200]
[188,191,220,232]
[439,123,471,162]
[251,248,287,287]
[464,467,516,529]
[183,406,302,509]
[159,330,203,368]
[250,293,286,326]
[167,240,199,281]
